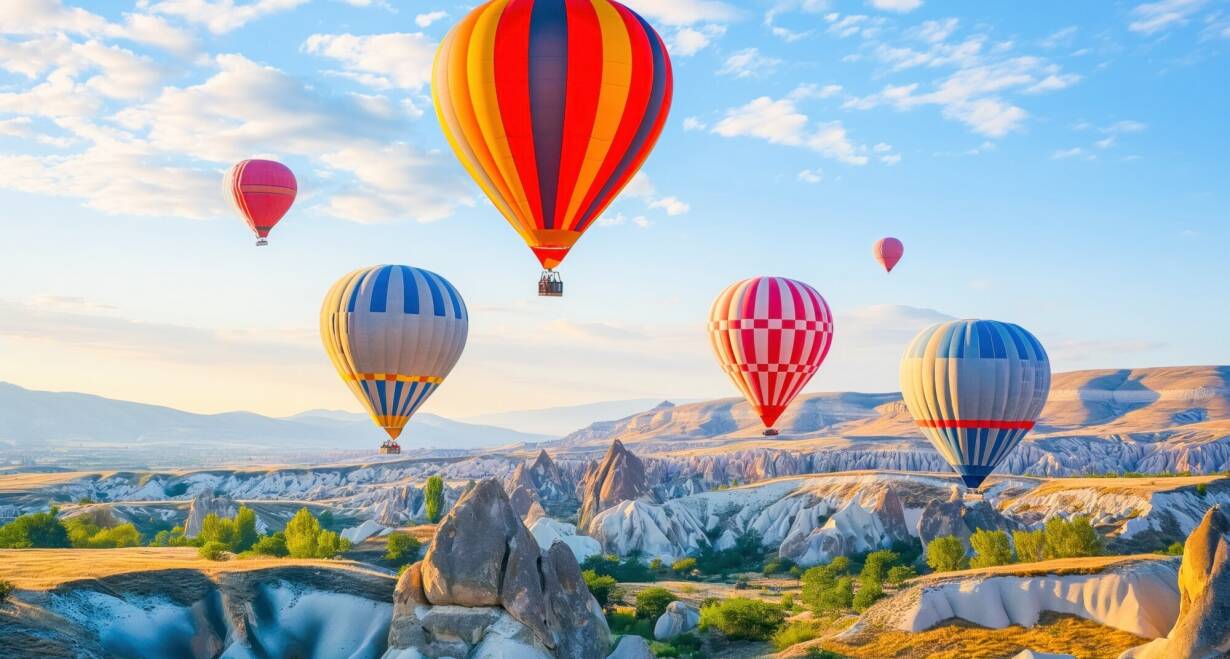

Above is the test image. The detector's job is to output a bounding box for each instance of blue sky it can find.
[0,0,1226,419]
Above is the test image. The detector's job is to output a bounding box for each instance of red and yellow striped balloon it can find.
[433,0,673,270]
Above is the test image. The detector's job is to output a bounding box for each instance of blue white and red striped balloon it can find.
[899,319,1051,489]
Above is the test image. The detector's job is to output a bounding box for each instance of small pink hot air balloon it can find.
[874,237,904,273]
[225,159,297,246]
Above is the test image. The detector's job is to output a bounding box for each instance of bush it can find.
[671,557,697,575]
[315,530,348,558]
[0,578,13,603]
[772,621,820,650]
[199,541,229,561]
[649,558,663,571]
[1165,541,1184,556]
[852,576,883,611]
[800,557,853,614]
[803,650,846,659]
[886,565,917,586]
[581,554,655,582]
[284,508,350,558]
[694,530,765,575]
[250,533,288,557]
[199,513,236,548]
[699,597,785,641]
[635,586,675,620]
[385,532,422,565]
[583,570,618,607]
[0,509,70,548]
[1196,483,1208,497]
[232,507,259,553]
[969,529,1012,569]
[607,610,652,637]
[64,517,142,548]
[859,549,899,584]
[650,633,703,658]
[763,555,796,576]
[925,535,966,572]
[780,593,795,611]
[424,476,445,523]
[1043,516,1103,559]
[1013,529,1046,563]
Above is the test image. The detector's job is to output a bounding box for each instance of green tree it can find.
[315,530,348,558]
[285,508,322,558]
[671,557,697,575]
[232,507,259,553]
[1013,529,1046,563]
[385,532,422,565]
[251,533,289,557]
[198,541,228,561]
[969,529,1012,569]
[1165,542,1184,556]
[860,549,900,584]
[925,535,966,572]
[635,586,675,620]
[800,557,853,613]
[0,578,13,603]
[0,510,70,548]
[424,476,445,523]
[582,570,617,607]
[198,513,236,548]
[1043,516,1103,559]
[698,598,785,641]
[886,565,917,586]
[817,577,854,613]
[852,576,883,611]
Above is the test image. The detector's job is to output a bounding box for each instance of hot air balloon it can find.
[708,277,834,436]
[433,0,673,296]
[899,319,1051,489]
[320,265,469,452]
[224,159,297,246]
[874,237,903,273]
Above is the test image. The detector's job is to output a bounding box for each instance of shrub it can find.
[886,565,917,586]
[583,570,618,607]
[763,555,796,576]
[925,535,966,572]
[199,513,236,548]
[859,549,900,584]
[1196,483,1208,497]
[199,541,228,561]
[698,597,785,641]
[0,578,13,603]
[649,558,663,571]
[284,508,350,558]
[607,610,652,637]
[424,476,445,523]
[250,533,288,557]
[694,530,765,575]
[0,510,70,548]
[801,558,853,614]
[581,554,655,582]
[671,557,697,575]
[803,650,846,659]
[1165,541,1184,556]
[232,507,259,553]
[314,530,348,558]
[780,593,795,611]
[385,532,422,565]
[969,529,1012,569]
[635,586,675,620]
[1013,529,1047,563]
[772,621,820,650]
[64,517,141,548]
[1043,516,1103,559]
[852,576,883,611]
[650,634,702,658]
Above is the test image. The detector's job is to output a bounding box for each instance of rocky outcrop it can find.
[578,440,650,527]
[917,491,1017,550]
[528,450,578,510]
[607,634,654,659]
[587,499,709,563]
[505,463,544,519]
[1121,506,1230,658]
[653,601,699,640]
[529,517,601,563]
[779,487,913,566]
[183,493,238,538]
[341,520,388,545]
[386,479,609,659]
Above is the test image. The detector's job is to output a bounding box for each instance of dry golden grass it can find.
[619,576,801,606]
[794,613,1146,659]
[908,554,1165,583]
[0,471,114,493]
[1025,474,1225,496]
[0,547,389,590]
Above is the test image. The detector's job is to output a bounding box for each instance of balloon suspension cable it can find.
[538,269,563,297]
[255,238,268,247]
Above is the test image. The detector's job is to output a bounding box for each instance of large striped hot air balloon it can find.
[708,277,835,435]
[873,237,903,273]
[899,320,1051,489]
[320,265,469,450]
[433,0,673,295]
[224,159,297,246]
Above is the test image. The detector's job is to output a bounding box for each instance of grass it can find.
[802,612,1147,659]
[908,554,1165,582]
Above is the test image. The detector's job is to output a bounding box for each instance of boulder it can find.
[421,480,523,607]
[183,493,238,538]
[506,463,544,520]
[578,440,650,527]
[607,634,654,659]
[653,601,700,640]
[1120,505,1230,658]
[543,541,612,659]
[917,490,1015,550]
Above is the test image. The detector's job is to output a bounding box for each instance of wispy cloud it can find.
[1128,0,1208,34]
[712,86,882,165]
[718,47,782,78]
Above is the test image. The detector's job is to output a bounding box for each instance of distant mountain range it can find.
[461,398,683,436]
[0,383,552,450]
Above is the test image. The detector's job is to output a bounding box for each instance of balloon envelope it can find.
[432,0,673,270]
[899,319,1051,488]
[225,159,297,242]
[320,265,469,441]
[874,237,904,272]
[708,277,834,429]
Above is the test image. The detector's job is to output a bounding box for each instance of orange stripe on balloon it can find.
[551,0,601,231]
[494,0,545,231]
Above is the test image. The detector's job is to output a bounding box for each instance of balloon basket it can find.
[255,238,268,247]
[961,489,985,502]
[763,428,780,437]
[538,270,563,297]
[379,440,401,455]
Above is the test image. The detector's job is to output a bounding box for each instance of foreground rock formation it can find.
[385,479,609,659]
[578,440,650,527]
[1121,505,1230,658]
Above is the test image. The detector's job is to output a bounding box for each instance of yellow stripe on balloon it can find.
[468,0,537,234]
[433,22,522,236]
[346,373,444,384]
[562,0,633,232]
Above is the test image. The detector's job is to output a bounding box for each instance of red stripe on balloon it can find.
[917,419,1037,430]
[494,0,545,229]
[552,0,601,230]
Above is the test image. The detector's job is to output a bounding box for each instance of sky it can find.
[0,0,1227,420]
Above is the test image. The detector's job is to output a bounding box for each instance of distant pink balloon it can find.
[874,237,904,273]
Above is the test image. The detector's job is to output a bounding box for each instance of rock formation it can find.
[385,479,609,659]
[1120,505,1230,658]
[183,493,239,538]
[587,499,709,563]
[653,601,700,640]
[916,490,1016,550]
[578,440,650,527]
[528,450,577,509]
[607,634,654,659]
[505,462,544,519]
[779,488,913,566]
[528,516,601,563]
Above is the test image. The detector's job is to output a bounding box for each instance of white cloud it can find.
[303,32,436,91]
[913,18,959,43]
[1128,0,1207,34]
[619,0,739,26]
[414,10,447,28]
[317,143,473,223]
[139,0,309,34]
[880,153,901,165]
[669,24,726,56]
[682,116,707,131]
[624,172,691,216]
[1040,26,1078,49]
[825,13,884,39]
[717,47,782,78]
[868,0,922,13]
[0,1,197,54]
[797,168,823,183]
[712,92,870,165]
[1052,147,1092,160]
[650,196,690,216]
